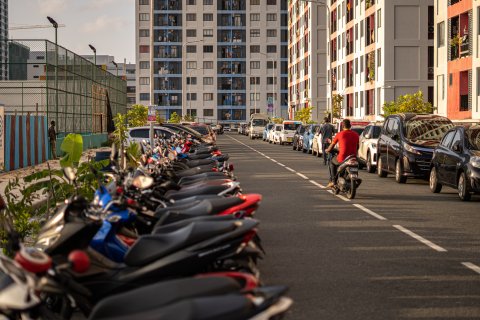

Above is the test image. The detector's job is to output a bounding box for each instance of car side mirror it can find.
[364,134,371,139]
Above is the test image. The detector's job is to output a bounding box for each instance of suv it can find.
[377,114,453,183]
[358,124,382,173]
[292,124,306,151]
[126,126,176,145]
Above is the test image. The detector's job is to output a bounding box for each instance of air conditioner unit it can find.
[428,26,434,33]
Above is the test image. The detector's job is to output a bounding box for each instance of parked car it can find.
[312,126,324,157]
[377,113,454,183]
[263,123,275,141]
[185,123,216,142]
[292,124,306,151]
[278,121,302,145]
[429,125,480,201]
[238,123,248,135]
[126,126,176,145]
[358,124,382,173]
[302,124,320,153]
[268,124,283,144]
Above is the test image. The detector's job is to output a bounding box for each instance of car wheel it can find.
[377,157,387,178]
[458,171,471,201]
[395,159,407,184]
[366,153,375,173]
[293,142,296,150]
[302,147,307,153]
[429,167,442,193]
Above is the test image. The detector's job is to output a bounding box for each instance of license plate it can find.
[349,168,358,172]
[287,138,292,142]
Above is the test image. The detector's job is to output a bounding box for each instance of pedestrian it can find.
[48,120,57,160]
[320,116,335,165]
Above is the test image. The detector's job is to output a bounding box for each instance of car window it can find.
[156,129,173,139]
[440,131,455,148]
[276,126,282,131]
[283,123,297,130]
[384,119,393,135]
[391,120,400,136]
[361,125,371,137]
[466,128,480,150]
[129,129,149,138]
[404,118,453,142]
[450,130,463,149]
[372,126,381,138]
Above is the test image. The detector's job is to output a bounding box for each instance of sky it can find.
[8,0,135,63]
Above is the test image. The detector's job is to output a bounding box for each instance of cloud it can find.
[80,0,133,10]
[37,0,69,15]
[81,15,131,33]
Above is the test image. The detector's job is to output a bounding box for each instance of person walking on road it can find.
[48,120,57,160]
[320,117,335,165]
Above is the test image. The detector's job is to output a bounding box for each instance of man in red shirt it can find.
[325,119,359,188]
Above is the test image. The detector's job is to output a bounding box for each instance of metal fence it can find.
[0,39,126,135]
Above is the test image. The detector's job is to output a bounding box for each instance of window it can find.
[186,29,197,37]
[449,73,453,86]
[250,13,260,21]
[203,29,213,37]
[267,29,277,37]
[187,77,197,85]
[203,0,213,4]
[377,48,381,67]
[203,109,214,116]
[186,14,196,21]
[139,61,150,69]
[437,21,445,47]
[267,45,277,53]
[251,0,260,4]
[139,93,150,101]
[187,61,197,69]
[203,61,213,69]
[377,9,381,28]
[267,13,277,21]
[204,93,213,101]
[139,77,150,85]
[139,0,149,4]
[250,93,260,100]
[187,0,196,4]
[139,45,149,53]
[250,45,260,53]
[250,29,260,37]
[267,0,276,4]
[187,93,197,101]
[139,29,149,37]
[250,77,260,85]
[250,61,260,69]
[33,65,39,68]
[267,77,277,85]
[267,61,277,69]
[203,13,213,21]
[186,45,197,53]
[203,77,214,85]
[139,13,149,21]
[203,45,214,53]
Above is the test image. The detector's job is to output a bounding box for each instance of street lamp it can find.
[88,44,97,65]
[111,60,118,77]
[47,16,59,142]
[182,39,204,118]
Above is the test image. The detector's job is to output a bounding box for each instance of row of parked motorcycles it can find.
[0,132,292,319]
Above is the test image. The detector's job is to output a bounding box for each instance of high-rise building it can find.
[327,0,434,121]
[288,0,328,122]
[0,0,8,80]
[434,0,480,121]
[136,0,288,123]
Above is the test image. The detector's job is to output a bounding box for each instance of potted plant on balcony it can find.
[450,33,461,59]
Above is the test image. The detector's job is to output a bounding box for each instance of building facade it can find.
[288,0,328,122]
[0,0,8,80]
[435,0,480,120]
[327,0,434,121]
[136,0,288,123]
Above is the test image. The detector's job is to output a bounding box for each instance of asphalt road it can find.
[216,132,480,320]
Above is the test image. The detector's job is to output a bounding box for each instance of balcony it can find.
[218,0,245,11]
[365,0,375,10]
[449,12,471,60]
[155,0,181,10]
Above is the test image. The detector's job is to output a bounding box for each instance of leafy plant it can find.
[113,113,128,146]
[271,117,284,124]
[125,142,142,168]
[183,114,196,122]
[156,111,166,125]
[331,94,344,119]
[127,104,148,127]
[382,90,434,117]
[294,106,314,124]
[59,134,83,168]
[169,112,182,124]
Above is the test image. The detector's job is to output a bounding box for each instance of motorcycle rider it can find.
[325,119,359,188]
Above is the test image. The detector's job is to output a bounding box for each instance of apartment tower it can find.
[0,0,8,80]
[327,0,434,121]
[136,0,288,123]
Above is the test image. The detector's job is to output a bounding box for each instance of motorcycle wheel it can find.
[346,179,356,199]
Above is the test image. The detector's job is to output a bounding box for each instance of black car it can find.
[377,113,453,183]
[292,124,306,151]
[429,125,480,201]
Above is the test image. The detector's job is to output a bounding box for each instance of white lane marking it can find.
[309,180,326,189]
[285,167,296,173]
[271,159,278,163]
[336,194,351,202]
[265,156,271,159]
[462,262,480,275]
[326,189,334,194]
[277,163,286,167]
[353,204,387,221]
[296,172,309,180]
[393,225,447,252]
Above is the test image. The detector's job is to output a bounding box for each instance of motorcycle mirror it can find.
[132,175,154,189]
[110,143,117,162]
[63,167,76,182]
[68,250,90,274]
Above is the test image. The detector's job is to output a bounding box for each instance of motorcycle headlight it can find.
[404,143,421,155]
[470,156,480,168]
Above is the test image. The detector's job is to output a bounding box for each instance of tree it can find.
[155,111,166,125]
[183,114,195,122]
[169,112,182,123]
[113,113,128,146]
[382,90,433,117]
[271,117,284,124]
[331,94,343,119]
[126,104,148,127]
[294,106,314,124]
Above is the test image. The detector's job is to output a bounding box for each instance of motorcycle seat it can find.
[88,277,241,320]
[187,153,212,160]
[178,172,226,184]
[174,166,212,178]
[152,215,236,233]
[164,185,228,200]
[182,159,216,167]
[124,221,237,266]
[154,200,203,217]
[154,197,243,220]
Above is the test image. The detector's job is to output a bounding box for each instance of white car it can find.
[311,126,325,157]
[358,124,382,173]
[126,126,176,146]
[268,124,283,144]
[277,121,301,145]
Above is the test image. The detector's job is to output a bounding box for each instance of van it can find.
[278,120,302,144]
[249,113,270,139]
